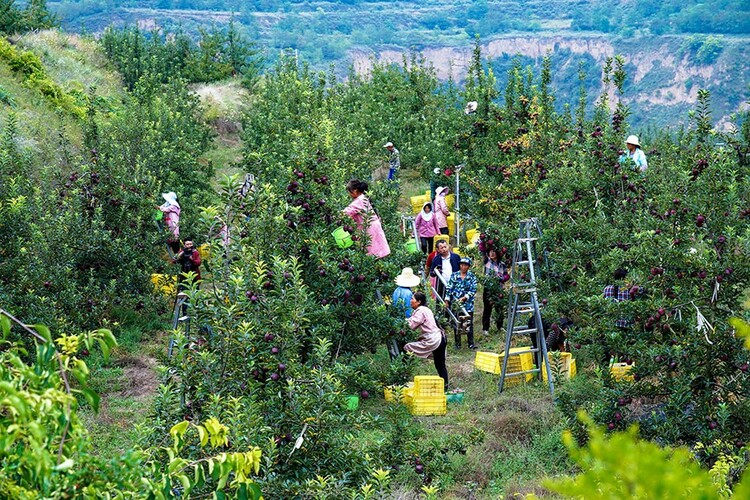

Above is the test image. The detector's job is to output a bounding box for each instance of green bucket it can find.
[332,226,353,249]
[153,209,164,221]
[346,395,359,410]
[405,239,419,254]
[446,392,464,404]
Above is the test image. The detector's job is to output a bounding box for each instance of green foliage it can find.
[100,23,263,91]
[0,0,57,34]
[0,37,84,117]
[543,413,750,499]
[0,311,263,498]
[454,53,750,462]
[680,35,726,65]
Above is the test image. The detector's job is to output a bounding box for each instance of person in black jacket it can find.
[528,315,573,367]
[428,240,461,301]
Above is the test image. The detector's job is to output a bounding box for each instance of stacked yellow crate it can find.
[409,376,446,416]
[474,348,534,386]
[542,352,577,383]
[610,362,634,382]
[410,194,430,214]
[446,213,455,236]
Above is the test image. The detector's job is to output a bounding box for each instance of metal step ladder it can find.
[499,218,554,394]
[168,292,190,358]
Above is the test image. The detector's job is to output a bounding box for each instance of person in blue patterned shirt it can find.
[384,142,400,181]
[445,257,478,349]
[603,268,633,328]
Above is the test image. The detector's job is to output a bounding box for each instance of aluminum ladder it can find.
[498,218,554,394]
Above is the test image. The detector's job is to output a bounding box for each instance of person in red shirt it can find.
[173,240,201,290]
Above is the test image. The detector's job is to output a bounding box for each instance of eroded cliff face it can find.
[350,35,742,128]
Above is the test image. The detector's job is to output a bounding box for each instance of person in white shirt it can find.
[620,135,648,173]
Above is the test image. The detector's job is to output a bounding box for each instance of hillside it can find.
[48,0,750,130]
[0,31,123,163]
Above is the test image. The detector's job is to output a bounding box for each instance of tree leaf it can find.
[33,323,52,342]
[0,315,10,339]
[81,388,100,413]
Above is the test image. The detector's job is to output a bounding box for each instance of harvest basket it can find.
[346,395,359,410]
[446,391,464,404]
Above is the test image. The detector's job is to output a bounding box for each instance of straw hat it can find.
[162,191,179,206]
[394,267,421,288]
[625,135,641,147]
[435,186,449,196]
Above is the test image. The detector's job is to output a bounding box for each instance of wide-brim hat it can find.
[162,191,178,205]
[464,101,478,114]
[625,135,640,147]
[395,267,421,288]
[383,142,394,148]
[435,186,449,196]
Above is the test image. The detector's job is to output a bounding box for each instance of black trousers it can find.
[439,227,449,235]
[419,236,434,254]
[433,333,448,387]
[481,292,504,332]
[454,310,474,347]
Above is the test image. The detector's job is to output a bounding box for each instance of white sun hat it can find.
[383,142,394,148]
[625,135,641,147]
[162,191,179,206]
[394,267,421,288]
[464,101,478,114]
[435,186,449,196]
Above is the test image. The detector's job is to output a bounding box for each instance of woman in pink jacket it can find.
[434,186,450,235]
[158,191,181,253]
[343,179,390,258]
[414,201,441,254]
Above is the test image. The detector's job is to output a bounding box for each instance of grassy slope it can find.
[0,30,122,166]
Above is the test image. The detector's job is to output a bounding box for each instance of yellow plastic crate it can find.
[475,348,535,387]
[198,243,211,260]
[433,234,450,248]
[150,273,176,297]
[411,194,430,214]
[465,228,480,245]
[410,395,447,416]
[446,212,455,236]
[611,362,634,382]
[542,352,577,382]
[475,351,502,374]
[403,386,414,407]
[414,375,444,396]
